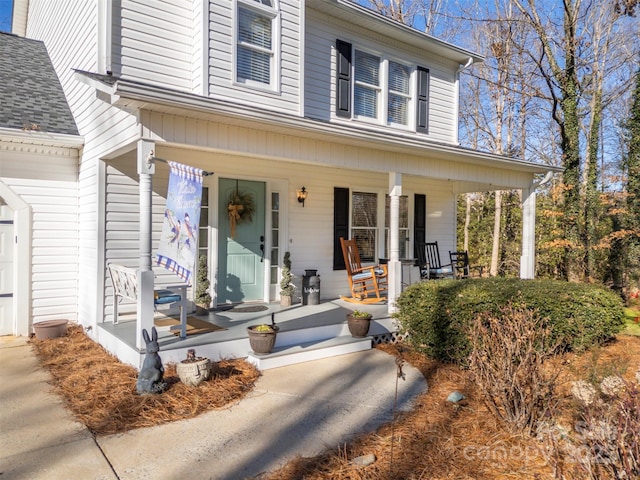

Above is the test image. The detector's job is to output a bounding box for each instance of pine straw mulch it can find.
[262,335,640,480]
[29,325,639,479]
[29,325,260,436]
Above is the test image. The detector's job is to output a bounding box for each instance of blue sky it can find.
[0,0,12,33]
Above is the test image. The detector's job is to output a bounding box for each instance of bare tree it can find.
[510,0,638,281]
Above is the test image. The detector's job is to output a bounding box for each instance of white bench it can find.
[107,263,188,338]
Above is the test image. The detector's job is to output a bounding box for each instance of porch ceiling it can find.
[76,71,562,179]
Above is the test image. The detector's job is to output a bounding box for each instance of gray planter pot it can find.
[346,314,372,337]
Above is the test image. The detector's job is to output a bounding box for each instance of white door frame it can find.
[0,180,31,336]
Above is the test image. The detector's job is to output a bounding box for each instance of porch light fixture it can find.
[297,186,308,207]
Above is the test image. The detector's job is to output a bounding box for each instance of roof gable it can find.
[0,32,79,136]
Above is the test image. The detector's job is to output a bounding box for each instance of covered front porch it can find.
[81,75,560,370]
[96,298,397,370]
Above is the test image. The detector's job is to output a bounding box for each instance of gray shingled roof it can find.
[0,32,79,136]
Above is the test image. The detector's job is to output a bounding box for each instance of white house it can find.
[8,0,559,366]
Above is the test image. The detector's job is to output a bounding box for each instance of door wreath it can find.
[227,185,255,239]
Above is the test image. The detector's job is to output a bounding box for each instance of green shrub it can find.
[394,278,625,364]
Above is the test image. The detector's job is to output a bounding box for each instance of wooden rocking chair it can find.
[339,237,388,303]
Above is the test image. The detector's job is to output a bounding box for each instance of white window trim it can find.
[233,0,281,93]
[352,48,415,131]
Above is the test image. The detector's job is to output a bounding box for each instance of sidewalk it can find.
[0,336,427,480]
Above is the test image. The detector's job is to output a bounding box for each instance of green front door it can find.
[218,179,266,304]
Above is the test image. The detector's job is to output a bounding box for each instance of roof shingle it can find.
[0,32,79,136]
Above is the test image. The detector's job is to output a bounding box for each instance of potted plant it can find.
[176,348,213,387]
[195,254,212,314]
[247,323,279,354]
[346,309,373,337]
[279,251,295,306]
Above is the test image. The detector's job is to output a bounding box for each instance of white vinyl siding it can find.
[141,111,535,189]
[0,150,79,324]
[25,0,142,329]
[304,7,459,144]
[114,0,194,91]
[209,0,301,113]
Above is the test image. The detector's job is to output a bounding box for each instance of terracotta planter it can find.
[280,295,292,307]
[33,319,68,340]
[247,325,279,354]
[176,357,212,387]
[346,314,372,337]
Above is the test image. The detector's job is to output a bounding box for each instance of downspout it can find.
[454,58,475,145]
[457,57,474,74]
[534,170,554,189]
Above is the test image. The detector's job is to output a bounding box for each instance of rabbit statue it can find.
[136,327,167,394]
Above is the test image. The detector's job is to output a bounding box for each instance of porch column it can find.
[388,173,402,314]
[520,185,536,279]
[136,139,156,350]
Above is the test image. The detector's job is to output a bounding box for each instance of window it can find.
[354,50,380,120]
[384,194,409,258]
[354,49,411,125]
[351,192,378,263]
[270,192,280,284]
[334,188,418,270]
[354,55,412,126]
[335,40,429,132]
[196,187,210,306]
[388,61,411,126]
[236,0,278,88]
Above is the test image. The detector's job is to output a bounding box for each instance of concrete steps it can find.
[246,335,372,370]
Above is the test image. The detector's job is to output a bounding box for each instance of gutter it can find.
[73,70,562,175]
[0,127,84,149]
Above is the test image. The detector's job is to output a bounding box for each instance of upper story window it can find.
[336,39,429,133]
[354,50,381,120]
[236,0,279,89]
[388,61,411,126]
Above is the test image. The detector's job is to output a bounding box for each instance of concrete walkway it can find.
[0,336,427,480]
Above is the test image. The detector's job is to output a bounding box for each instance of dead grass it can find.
[30,326,640,479]
[29,325,260,435]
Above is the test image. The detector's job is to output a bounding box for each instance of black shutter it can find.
[416,66,430,133]
[336,39,352,118]
[333,187,349,270]
[413,194,426,260]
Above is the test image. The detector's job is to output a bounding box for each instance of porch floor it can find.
[97,299,396,368]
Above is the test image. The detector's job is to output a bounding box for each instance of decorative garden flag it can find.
[156,162,204,284]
